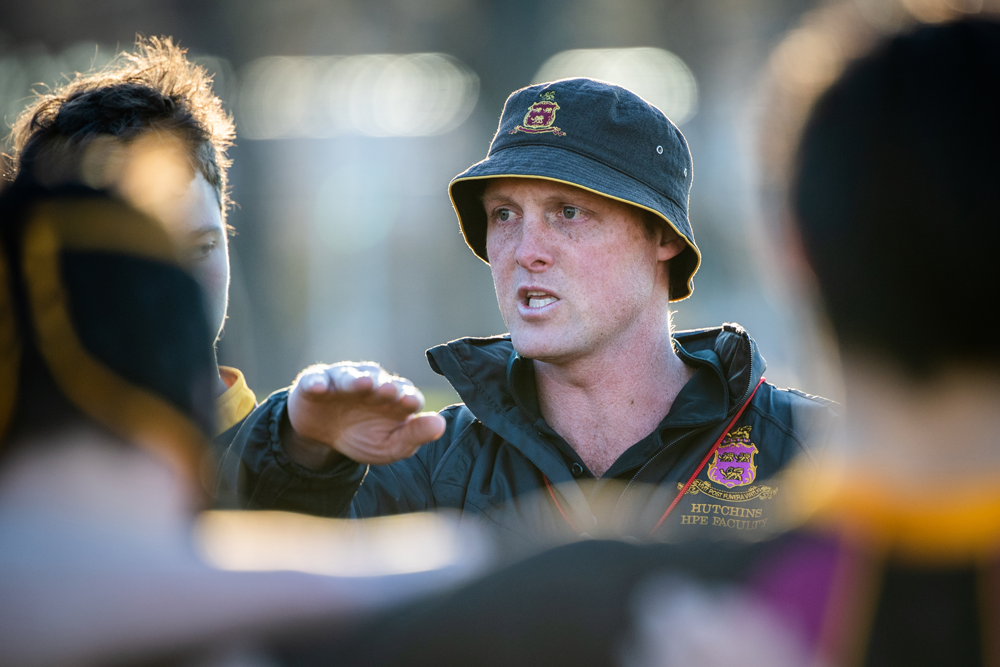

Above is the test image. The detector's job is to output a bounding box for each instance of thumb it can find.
[389,412,447,455]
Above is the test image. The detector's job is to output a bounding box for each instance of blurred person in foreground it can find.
[227,76,837,553]
[277,17,1000,667]
[4,37,435,505]
[5,37,256,458]
[0,167,485,667]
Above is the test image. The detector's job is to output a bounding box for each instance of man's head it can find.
[481,177,685,363]
[449,79,700,360]
[6,37,235,344]
[792,18,1000,377]
[451,79,699,299]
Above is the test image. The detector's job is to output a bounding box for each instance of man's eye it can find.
[497,208,513,222]
[190,242,215,259]
[563,206,579,220]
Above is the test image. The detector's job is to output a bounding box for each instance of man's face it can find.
[158,172,230,344]
[483,178,683,365]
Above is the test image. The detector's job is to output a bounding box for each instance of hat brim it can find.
[448,144,701,302]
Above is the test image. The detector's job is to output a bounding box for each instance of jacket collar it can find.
[426,323,765,430]
[427,334,582,495]
[428,335,590,527]
[673,322,766,415]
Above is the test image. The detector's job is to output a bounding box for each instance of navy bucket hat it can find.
[449,78,701,301]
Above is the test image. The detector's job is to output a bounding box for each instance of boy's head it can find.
[7,36,233,210]
[792,18,1000,377]
[5,37,235,343]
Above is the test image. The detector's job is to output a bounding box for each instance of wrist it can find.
[279,409,345,471]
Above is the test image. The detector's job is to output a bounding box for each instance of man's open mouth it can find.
[524,291,558,308]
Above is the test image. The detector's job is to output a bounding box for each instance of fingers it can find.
[298,368,332,395]
[293,363,424,412]
[327,364,380,394]
[371,376,424,410]
[397,381,425,412]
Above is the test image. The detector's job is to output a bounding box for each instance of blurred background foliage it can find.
[3,0,989,409]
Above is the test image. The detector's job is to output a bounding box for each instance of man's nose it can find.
[514,213,553,271]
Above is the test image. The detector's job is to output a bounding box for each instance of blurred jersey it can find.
[278,468,1000,667]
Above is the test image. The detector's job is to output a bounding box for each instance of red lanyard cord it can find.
[649,376,766,536]
[543,474,579,533]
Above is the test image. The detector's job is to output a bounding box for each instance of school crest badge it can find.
[707,425,758,489]
[510,91,566,136]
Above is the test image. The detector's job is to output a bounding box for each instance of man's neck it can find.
[837,358,1000,482]
[534,327,694,478]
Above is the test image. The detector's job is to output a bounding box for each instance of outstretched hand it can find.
[284,363,447,470]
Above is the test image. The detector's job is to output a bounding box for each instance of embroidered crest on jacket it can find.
[707,425,758,488]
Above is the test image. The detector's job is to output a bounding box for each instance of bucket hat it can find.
[449,78,701,301]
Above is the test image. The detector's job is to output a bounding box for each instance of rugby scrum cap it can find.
[0,178,216,491]
[449,77,701,301]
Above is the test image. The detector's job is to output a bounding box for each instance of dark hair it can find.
[5,36,234,214]
[793,18,1000,376]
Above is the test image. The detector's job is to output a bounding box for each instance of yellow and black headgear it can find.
[0,178,216,489]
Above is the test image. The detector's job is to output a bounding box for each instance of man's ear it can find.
[657,229,686,262]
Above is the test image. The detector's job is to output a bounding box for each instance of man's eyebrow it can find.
[185,225,223,239]
[481,193,512,206]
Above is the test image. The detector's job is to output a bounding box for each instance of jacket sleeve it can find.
[219,389,367,517]
[219,390,469,518]
[348,404,476,518]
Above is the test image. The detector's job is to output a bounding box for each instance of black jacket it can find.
[224,324,837,553]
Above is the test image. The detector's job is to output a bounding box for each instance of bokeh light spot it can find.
[237,53,479,139]
[532,47,698,125]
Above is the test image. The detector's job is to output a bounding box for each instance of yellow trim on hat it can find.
[448,173,702,302]
[215,366,256,436]
[0,247,20,441]
[20,205,208,488]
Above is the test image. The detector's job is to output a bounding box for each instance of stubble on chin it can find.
[509,326,571,364]
[508,326,541,361]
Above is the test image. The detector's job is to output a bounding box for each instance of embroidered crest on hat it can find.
[509,91,566,136]
[707,425,758,489]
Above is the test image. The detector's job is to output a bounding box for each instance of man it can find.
[229,78,837,552]
[5,37,256,454]
[286,17,1000,667]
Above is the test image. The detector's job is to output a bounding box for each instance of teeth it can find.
[528,296,557,308]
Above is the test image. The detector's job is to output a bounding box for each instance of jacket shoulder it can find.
[750,383,840,457]
[423,403,490,484]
